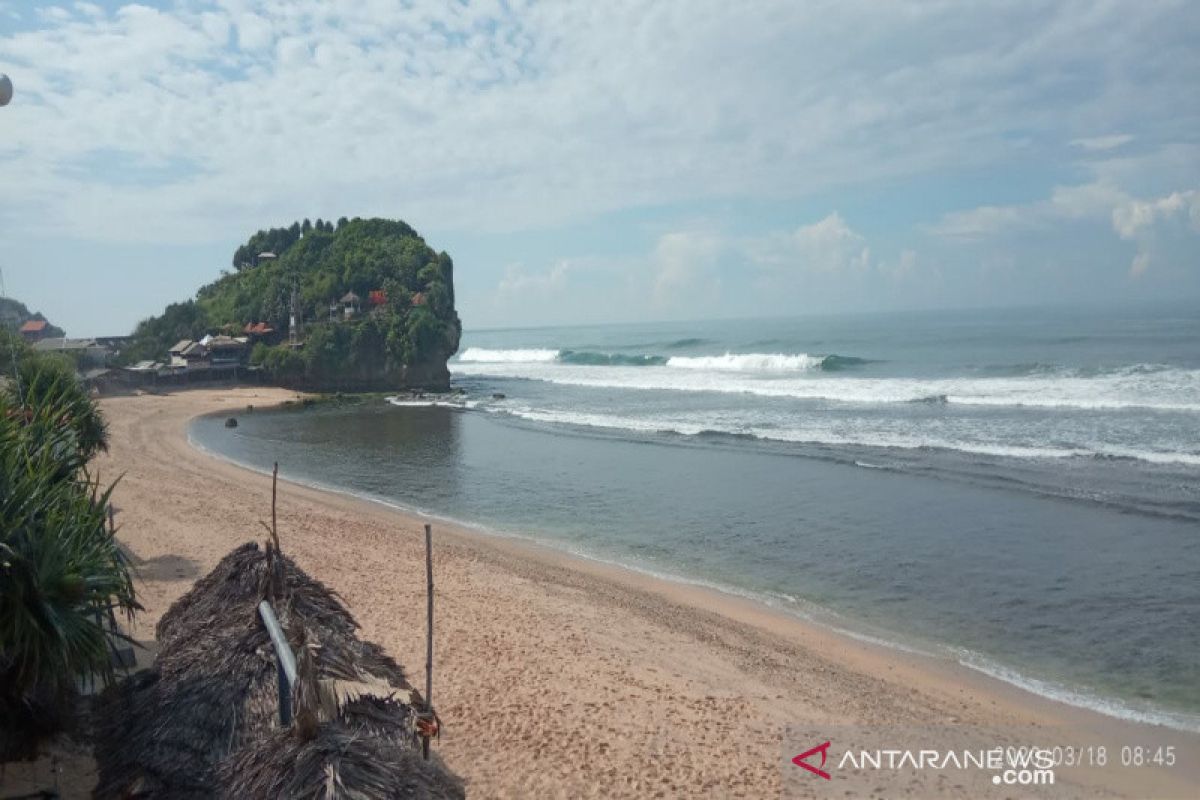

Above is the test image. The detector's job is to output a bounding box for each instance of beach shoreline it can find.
[84,387,1199,797]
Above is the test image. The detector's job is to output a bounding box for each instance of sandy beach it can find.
[42,387,1194,798]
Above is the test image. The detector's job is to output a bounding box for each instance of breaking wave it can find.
[458,348,869,372]
[476,403,1200,466]
[458,347,560,363]
[559,350,668,366]
[453,359,1200,412]
[665,353,825,371]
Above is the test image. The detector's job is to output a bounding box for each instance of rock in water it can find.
[225,417,238,428]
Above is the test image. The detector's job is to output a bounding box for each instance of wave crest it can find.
[458,347,866,372]
[666,352,826,371]
[458,347,559,363]
[559,350,668,366]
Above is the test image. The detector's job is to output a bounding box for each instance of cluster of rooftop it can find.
[124,332,261,380]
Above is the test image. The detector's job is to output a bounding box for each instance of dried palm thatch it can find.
[220,724,462,799]
[92,542,463,799]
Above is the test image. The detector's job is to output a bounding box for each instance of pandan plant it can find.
[0,349,138,762]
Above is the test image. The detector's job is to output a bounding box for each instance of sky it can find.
[0,0,1198,337]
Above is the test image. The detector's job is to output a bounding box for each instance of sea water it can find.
[191,303,1200,730]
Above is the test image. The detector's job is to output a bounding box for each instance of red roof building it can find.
[19,319,48,341]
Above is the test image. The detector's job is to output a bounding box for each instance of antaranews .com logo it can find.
[782,725,1194,798]
[792,740,1054,786]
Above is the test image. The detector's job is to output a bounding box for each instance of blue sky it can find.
[1,0,1198,336]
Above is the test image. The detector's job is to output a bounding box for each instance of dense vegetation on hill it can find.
[124,217,461,389]
[0,297,64,338]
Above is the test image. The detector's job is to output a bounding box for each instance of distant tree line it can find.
[230,217,350,271]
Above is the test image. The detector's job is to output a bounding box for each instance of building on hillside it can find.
[19,319,49,342]
[339,291,361,319]
[172,340,204,372]
[165,339,191,371]
[122,360,162,379]
[242,322,277,344]
[94,335,131,361]
[204,335,249,368]
[410,292,427,307]
[32,337,111,367]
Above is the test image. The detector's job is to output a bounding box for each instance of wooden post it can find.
[424,522,433,760]
[271,462,279,546]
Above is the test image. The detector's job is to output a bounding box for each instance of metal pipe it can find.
[258,600,297,726]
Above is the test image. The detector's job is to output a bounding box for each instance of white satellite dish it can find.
[0,74,12,107]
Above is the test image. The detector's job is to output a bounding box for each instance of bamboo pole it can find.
[424,522,433,760]
[271,461,279,547]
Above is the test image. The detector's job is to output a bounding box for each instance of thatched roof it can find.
[221,727,461,799]
[93,542,464,799]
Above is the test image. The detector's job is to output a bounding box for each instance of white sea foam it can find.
[458,347,560,363]
[385,396,478,409]
[665,352,824,371]
[452,361,1200,412]
[478,403,1200,466]
[954,650,1200,733]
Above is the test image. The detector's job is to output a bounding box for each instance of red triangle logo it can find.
[792,740,832,780]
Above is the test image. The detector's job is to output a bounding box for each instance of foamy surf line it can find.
[954,652,1200,734]
[469,402,1200,467]
[458,347,839,371]
[187,414,1200,734]
[452,361,1200,412]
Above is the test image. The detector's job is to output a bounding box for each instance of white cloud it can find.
[1130,251,1151,278]
[1070,134,1134,151]
[927,204,1037,241]
[496,260,571,301]
[0,1,1196,247]
[931,183,1200,277]
[929,182,1132,241]
[879,249,918,281]
[476,212,903,324]
[1112,190,1200,239]
[651,230,723,308]
[4,1,1200,333]
[750,213,872,273]
[1111,190,1200,277]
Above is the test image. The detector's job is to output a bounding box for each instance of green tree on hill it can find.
[129,217,461,389]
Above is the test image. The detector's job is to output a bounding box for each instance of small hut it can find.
[340,291,362,319]
[93,543,463,799]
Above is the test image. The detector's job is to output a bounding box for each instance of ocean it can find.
[191,304,1200,730]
